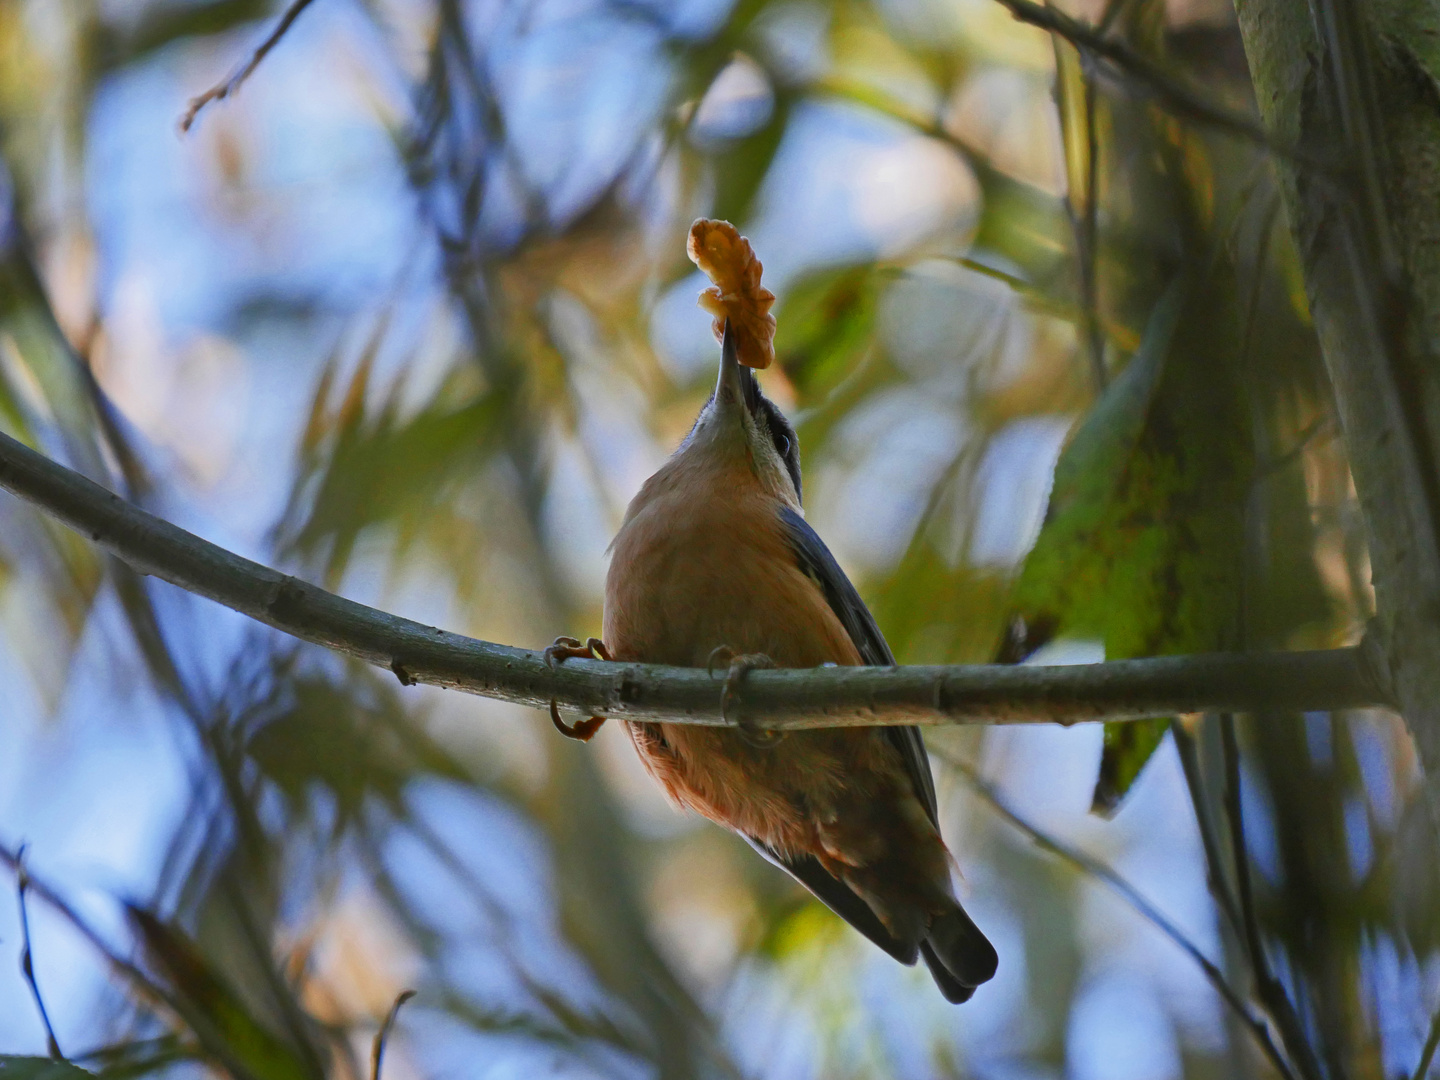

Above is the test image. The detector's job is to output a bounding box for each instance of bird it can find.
[546,319,997,1003]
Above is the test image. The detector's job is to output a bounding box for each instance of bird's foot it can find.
[545,636,612,742]
[708,647,783,749]
[548,701,607,742]
[545,636,614,667]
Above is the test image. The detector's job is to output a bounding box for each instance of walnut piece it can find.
[686,218,776,370]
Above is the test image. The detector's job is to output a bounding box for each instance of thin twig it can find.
[0,430,1396,730]
[1097,0,1134,35]
[941,753,1300,1080]
[4,840,313,1080]
[370,990,415,1080]
[988,0,1319,168]
[1220,715,1327,1080]
[178,0,318,133]
[1080,71,1104,391]
[0,842,171,1011]
[1171,727,1244,936]
[1412,1005,1440,1080]
[15,846,63,1059]
[1053,37,1107,393]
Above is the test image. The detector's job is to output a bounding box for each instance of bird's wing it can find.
[742,837,919,964]
[777,505,939,826]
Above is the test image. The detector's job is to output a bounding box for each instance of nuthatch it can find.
[549,321,997,1002]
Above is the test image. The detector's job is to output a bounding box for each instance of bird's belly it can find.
[625,720,906,862]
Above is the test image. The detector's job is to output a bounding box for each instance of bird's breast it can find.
[602,469,858,669]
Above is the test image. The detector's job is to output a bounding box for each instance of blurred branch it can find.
[1412,1006,1440,1080]
[989,0,1311,165]
[1051,39,1107,392]
[942,754,1299,1080]
[370,990,414,1080]
[1171,729,1244,936]
[0,843,171,1015]
[0,430,1396,729]
[1220,715,1326,1080]
[1235,0,1440,780]
[178,0,318,133]
[15,847,63,1060]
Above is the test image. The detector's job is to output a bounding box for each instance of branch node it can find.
[616,669,642,704]
[1359,619,1400,709]
[265,577,305,620]
[14,844,63,1060]
[390,659,414,687]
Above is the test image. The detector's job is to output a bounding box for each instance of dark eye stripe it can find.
[738,368,803,502]
[760,400,802,504]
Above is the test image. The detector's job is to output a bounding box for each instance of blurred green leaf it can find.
[127,906,323,1080]
[778,263,886,397]
[969,157,1072,287]
[0,1059,94,1080]
[1011,273,1255,811]
[709,95,793,226]
[93,0,272,72]
[76,1035,197,1080]
[246,665,468,830]
[279,353,504,587]
[874,541,1012,664]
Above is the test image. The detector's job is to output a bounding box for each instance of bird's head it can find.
[683,319,802,508]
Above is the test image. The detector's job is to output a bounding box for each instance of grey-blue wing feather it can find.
[774,511,997,1000]
[739,506,943,964]
[777,505,939,826]
[742,837,919,965]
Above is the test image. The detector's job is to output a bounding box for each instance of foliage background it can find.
[0,1,1424,1078]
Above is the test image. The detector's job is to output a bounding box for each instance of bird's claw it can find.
[706,645,737,678]
[545,636,613,741]
[545,635,613,668]
[712,650,783,748]
[549,700,608,742]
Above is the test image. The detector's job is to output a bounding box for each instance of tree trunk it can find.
[1236,0,1440,775]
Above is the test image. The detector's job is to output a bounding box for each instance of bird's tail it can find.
[922,903,998,1004]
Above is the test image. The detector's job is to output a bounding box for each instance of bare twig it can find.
[0,842,170,1011]
[988,0,1316,167]
[942,754,1300,1080]
[1412,1005,1440,1080]
[15,846,63,1059]
[1220,715,1327,1080]
[178,0,319,133]
[1171,726,1244,935]
[1,842,308,1080]
[370,990,415,1080]
[1052,38,1107,392]
[1097,0,1134,35]
[0,430,1396,729]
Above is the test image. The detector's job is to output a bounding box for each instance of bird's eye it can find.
[775,435,790,456]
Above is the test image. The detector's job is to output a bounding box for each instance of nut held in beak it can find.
[687,218,776,370]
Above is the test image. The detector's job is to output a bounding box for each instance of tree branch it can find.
[0,430,1396,729]
[178,0,318,134]
[989,0,1315,167]
[940,753,1299,1080]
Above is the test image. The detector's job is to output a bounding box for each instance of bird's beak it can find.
[713,318,746,412]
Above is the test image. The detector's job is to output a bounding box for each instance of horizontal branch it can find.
[0,430,1396,729]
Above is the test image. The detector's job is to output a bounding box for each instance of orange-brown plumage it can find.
[595,322,997,1001]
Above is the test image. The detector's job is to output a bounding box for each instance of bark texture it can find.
[1237,0,1440,770]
